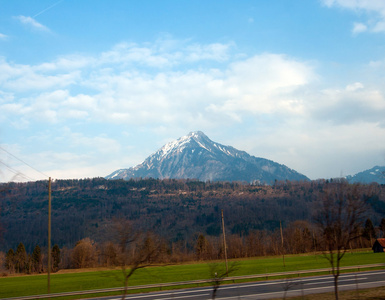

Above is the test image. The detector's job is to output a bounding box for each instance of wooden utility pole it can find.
[313,230,317,255]
[280,221,285,267]
[221,209,229,276]
[48,177,52,295]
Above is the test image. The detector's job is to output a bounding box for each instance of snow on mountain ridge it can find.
[105,131,310,183]
[156,131,214,159]
[159,139,188,158]
[346,165,385,184]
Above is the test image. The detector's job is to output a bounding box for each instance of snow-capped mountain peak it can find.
[106,131,309,184]
[158,131,207,158]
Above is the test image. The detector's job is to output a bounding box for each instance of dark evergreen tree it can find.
[5,248,15,273]
[15,243,27,273]
[32,245,42,273]
[52,244,61,272]
[379,218,385,238]
[363,219,376,242]
[195,234,208,260]
[25,254,32,274]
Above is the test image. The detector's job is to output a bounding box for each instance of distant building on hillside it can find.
[372,238,385,253]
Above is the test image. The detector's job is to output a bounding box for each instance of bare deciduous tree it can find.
[315,182,367,300]
[71,238,98,268]
[100,242,118,267]
[284,220,314,254]
[208,262,238,299]
[282,277,303,300]
[112,220,167,300]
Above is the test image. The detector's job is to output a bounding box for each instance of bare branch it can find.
[314,182,368,300]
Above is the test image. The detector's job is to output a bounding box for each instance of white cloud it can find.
[100,43,171,68]
[0,90,14,103]
[373,20,385,32]
[0,58,81,91]
[309,84,385,126]
[353,22,368,34]
[61,129,121,154]
[36,55,95,71]
[5,71,80,91]
[369,58,385,69]
[0,44,315,131]
[3,43,378,131]
[322,0,385,33]
[346,82,364,91]
[322,0,385,12]
[0,128,125,182]
[15,15,50,32]
[0,33,7,40]
[98,40,233,68]
[0,41,382,131]
[241,121,385,179]
[184,43,232,62]
[82,52,313,129]
[207,54,314,118]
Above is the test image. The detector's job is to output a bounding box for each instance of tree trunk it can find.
[121,276,128,300]
[334,275,339,300]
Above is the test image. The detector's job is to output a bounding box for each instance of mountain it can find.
[106,131,309,184]
[346,166,385,184]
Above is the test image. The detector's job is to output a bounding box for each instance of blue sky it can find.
[1,0,385,182]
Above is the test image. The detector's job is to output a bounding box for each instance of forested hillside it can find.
[0,178,384,253]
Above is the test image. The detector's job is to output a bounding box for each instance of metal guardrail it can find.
[2,263,385,300]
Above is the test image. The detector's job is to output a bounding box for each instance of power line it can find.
[0,160,36,182]
[0,146,49,179]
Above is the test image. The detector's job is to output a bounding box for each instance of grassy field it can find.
[1,250,384,299]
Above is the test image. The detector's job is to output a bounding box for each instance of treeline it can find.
[1,243,60,274]
[0,178,384,253]
[1,215,382,274]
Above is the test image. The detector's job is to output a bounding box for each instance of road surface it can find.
[91,269,385,299]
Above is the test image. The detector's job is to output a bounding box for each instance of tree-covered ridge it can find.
[0,178,384,252]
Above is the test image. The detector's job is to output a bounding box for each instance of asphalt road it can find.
[93,269,385,300]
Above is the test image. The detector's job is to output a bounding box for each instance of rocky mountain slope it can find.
[106,131,309,184]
